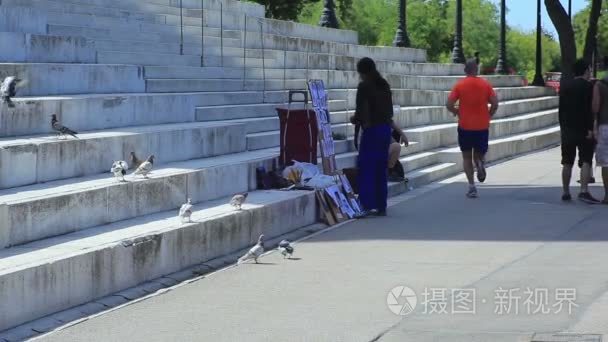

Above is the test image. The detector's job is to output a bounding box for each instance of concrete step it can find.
[0,32,95,63]
[1,91,292,137]
[0,121,246,189]
[0,63,145,96]
[93,37,242,56]
[0,148,277,248]
[196,99,348,121]
[389,86,556,107]
[146,78,308,93]
[0,0,167,24]
[0,6,48,35]
[406,109,558,151]
[0,188,315,332]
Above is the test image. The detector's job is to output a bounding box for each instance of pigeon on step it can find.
[110,160,129,182]
[179,198,193,224]
[238,234,265,264]
[129,151,144,170]
[278,240,294,259]
[51,114,79,139]
[1,76,21,108]
[230,192,248,210]
[134,155,154,178]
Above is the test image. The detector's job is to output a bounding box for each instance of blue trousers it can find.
[358,124,391,212]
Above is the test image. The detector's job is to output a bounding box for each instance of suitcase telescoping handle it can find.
[288,90,308,105]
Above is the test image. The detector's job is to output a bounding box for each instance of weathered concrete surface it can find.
[0,64,145,96]
[0,149,277,248]
[0,189,317,332]
[0,7,48,34]
[33,147,608,342]
[0,121,246,188]
[0,32,95,63]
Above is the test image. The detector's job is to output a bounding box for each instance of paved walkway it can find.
[38,147,608,342]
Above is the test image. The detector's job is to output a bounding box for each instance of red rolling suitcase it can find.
[276,90,318,168]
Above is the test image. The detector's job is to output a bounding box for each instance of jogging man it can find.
[559,59,599,204]
[446,59,499,198]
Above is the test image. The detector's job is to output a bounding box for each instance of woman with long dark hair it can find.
[351,57,405,216]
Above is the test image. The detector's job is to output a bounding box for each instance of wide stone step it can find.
[0,188,315,332]
[146,78,308,93]
[196,99,348,121]
[406,109,558,151]
[1,91,293,137]
[93,37,242,56]
[0,32,95,63]
[0,63,145,96]
[0,121,246,189]
[390,86,556,107]
[0,148,277,248]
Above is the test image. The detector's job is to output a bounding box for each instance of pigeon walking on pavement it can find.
[230,192,248,210]
[129,151,144,170]
[1,76,21,108]
[133,155,154,179]
[179,198,193,224]
[51,114,79,139]
[238,234,265,264]
[278,240,294,259]
[110,160,129,182]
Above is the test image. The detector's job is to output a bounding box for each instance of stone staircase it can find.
[0,0,559,336]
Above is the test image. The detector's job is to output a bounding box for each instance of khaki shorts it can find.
[597,125,608,167]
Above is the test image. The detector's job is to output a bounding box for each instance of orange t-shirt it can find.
[448,76,496,130]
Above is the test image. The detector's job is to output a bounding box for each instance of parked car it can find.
[545,72,561,93]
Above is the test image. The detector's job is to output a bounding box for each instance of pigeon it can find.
[179,198,193,224]
[110,160,129,182]
[230,192,248,210]
[1,76,20,108]
[238,234,265,264]
[133,155,154,178]
[129,152,144,170]
[278,239,294,259]
[51,114,79,139]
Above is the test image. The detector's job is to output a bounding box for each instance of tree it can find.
[545,0,603,80]
[251,0,352,21]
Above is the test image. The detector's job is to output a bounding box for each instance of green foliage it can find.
[573,4,608,58]
[294,0,562,78]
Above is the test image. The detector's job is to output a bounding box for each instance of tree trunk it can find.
[582,0,603,65]
[544,0,577,81]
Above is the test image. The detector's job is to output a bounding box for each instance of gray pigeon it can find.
[278,239,294,259]
[230,192,248,210]
[51,114,79,139]
[110,160,129,182]
[1,76,20,108]
[133,155,154,178]
[238,234,265,264]
[179,198,193,224]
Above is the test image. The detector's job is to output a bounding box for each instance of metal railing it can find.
[201,0,205,66]
[179,0,184,55]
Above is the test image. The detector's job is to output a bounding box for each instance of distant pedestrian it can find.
[474,52,482,74]
[559,59,599,204]
[388,128,409,182]
[592,74,608,204]
[350,57,399,217]
[446,59,499,198]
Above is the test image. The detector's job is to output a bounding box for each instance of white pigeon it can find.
[179,198,193,224]
[278,239,294,259]
[238,234,265,264]
[1,76,20,108]
[133,155,154,179]
[110,160,129,182]
[230,192,248,210]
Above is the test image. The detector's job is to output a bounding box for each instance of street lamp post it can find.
[495,0,508,74]
[393,0,411,47]
[319,0,339,29]
[532,0,545,86]
[451,0,465,64]
[568,0,572,19]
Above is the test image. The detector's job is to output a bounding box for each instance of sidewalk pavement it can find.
[38,147,608,342]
